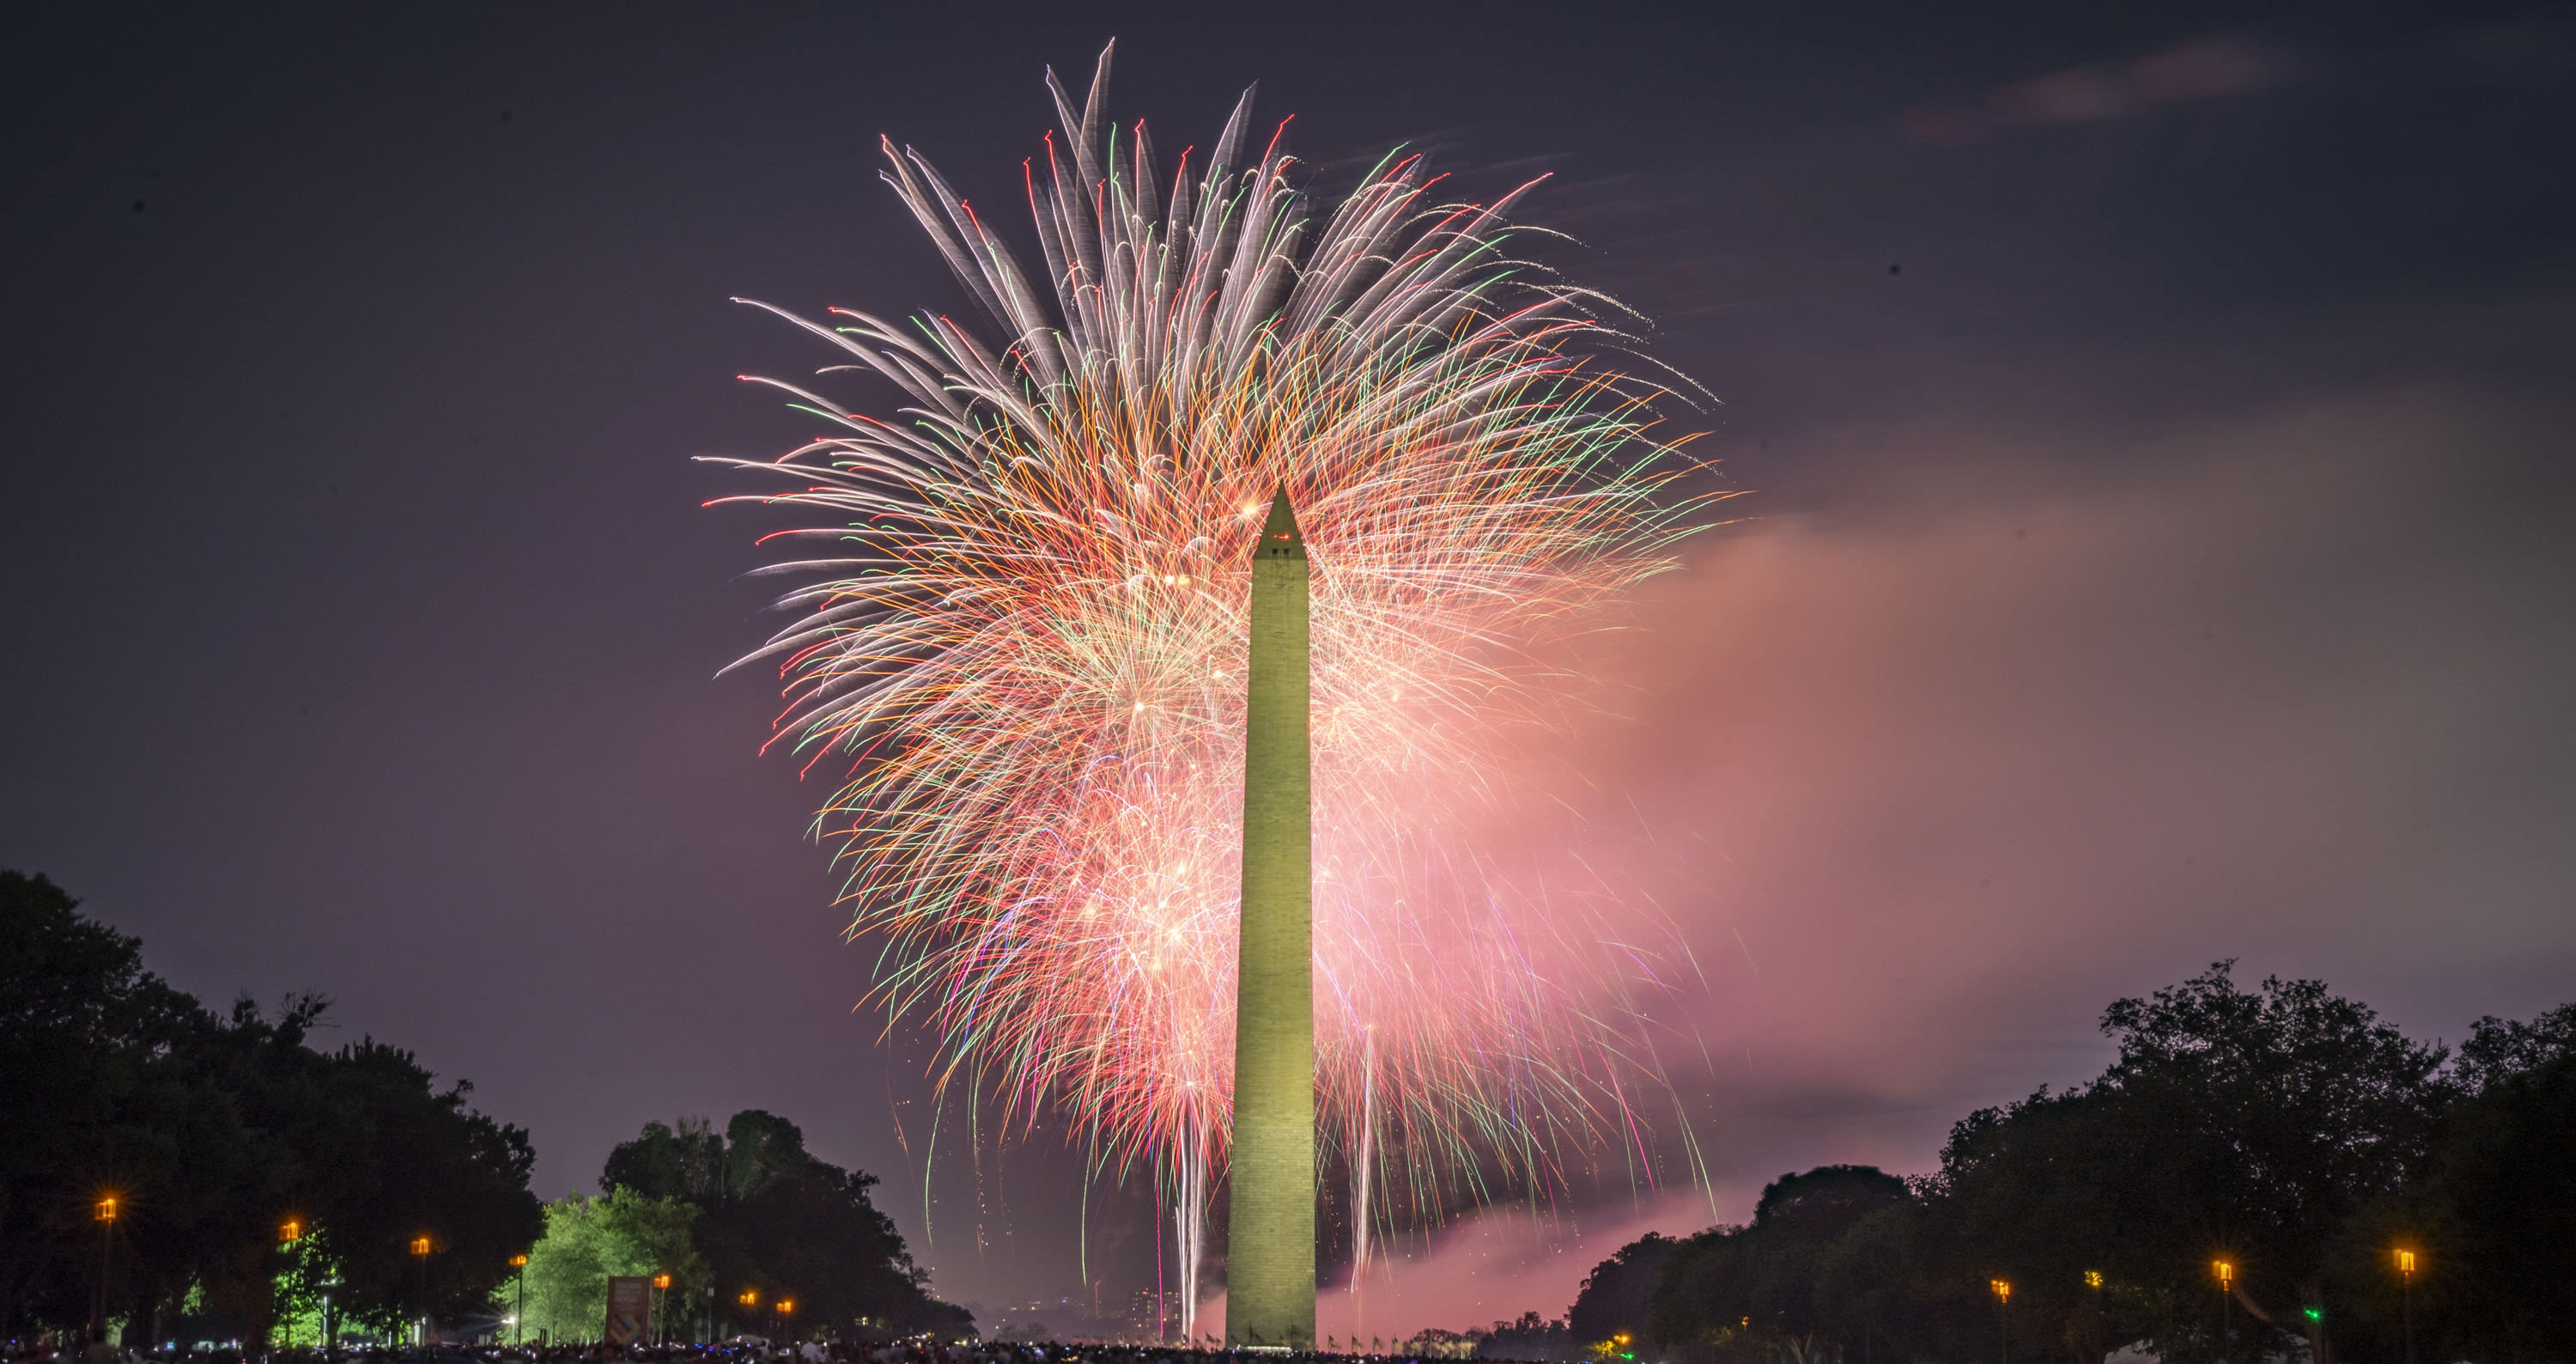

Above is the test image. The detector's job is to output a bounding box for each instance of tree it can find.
[602,1118,726,1208]
[600,1111,967,1338]
[2451,1001,2576,1092]
[2335,1008,2576,1364]
[2081,962,2447,1361]
[0,871,213,1339]
[2413,1050,2576,1359]
[0,870,543,1345]
[519,1190,702,1343]
[1473,1309,1578,1361]
[1921,1081,2221,1364]
[1649,1166,1911,1364]
[1625,966,2482,1364]
[1813,1202,1956,1364]
[1906,964,2449,1364]
[1568,1233,1675,1350]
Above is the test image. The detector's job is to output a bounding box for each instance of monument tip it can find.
[1257,488,1305,559]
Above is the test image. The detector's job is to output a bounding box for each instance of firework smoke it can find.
[708,44,1720,1329]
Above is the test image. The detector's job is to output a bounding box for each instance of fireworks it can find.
[708,43,1718,1324]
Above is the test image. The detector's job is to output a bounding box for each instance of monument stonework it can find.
[1228,490,1317,1347]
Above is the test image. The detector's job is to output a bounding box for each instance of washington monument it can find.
[1229,489,1316,1347]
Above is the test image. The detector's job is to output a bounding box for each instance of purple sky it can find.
[4,0,2573,1333]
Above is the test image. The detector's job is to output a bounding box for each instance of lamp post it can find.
[92,1196,119,1349]
[410,1235,435,1347]
[738,1289,758,1343]
[2213,1262,2234,1364]
[2397,1251,2418,1364]
[1990,1281,2010,1364]
[512,1253,532,1346]
[777,1298,795,1346]
[277,1221,304,1349]
[653,1276,671,1346]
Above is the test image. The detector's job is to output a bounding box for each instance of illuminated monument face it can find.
[1228,490,1316,1347]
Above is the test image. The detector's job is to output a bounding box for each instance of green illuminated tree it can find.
[518,1189,701,1343]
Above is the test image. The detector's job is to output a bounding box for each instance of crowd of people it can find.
[0,1343,1518,1364]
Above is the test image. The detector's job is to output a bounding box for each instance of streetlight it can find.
[275,1221,305,1349]
[778,1297,795,1343]
[509,1254,531,1347]
[411,1235,435,1347]
[2396,1250,2419,1364]
[2212,1262,2234,1364]
[1990,1281,2011,1364]
[92,1196,119,1348]
[653,1275,672,1345]
[2079,1271,2104,1361]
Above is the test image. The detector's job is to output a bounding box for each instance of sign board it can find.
[605,1276,653,1346]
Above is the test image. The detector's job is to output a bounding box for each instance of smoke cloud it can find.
[1574,382,2576,1169]
[1309,380,2576,1339]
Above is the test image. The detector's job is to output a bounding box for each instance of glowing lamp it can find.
[410,1236,433,1257]
[280,1220,302,1243]
[2213,1261,2233,1286]
[1990,1280,2010,1303]
[2397,1249,2416,1276]
[654,1275,671,1289]
[95,1197,119,1223]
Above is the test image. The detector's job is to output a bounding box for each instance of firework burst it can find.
[708,43,1722,1325]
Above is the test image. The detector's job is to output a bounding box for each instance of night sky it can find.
[6,0,2573,1334]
